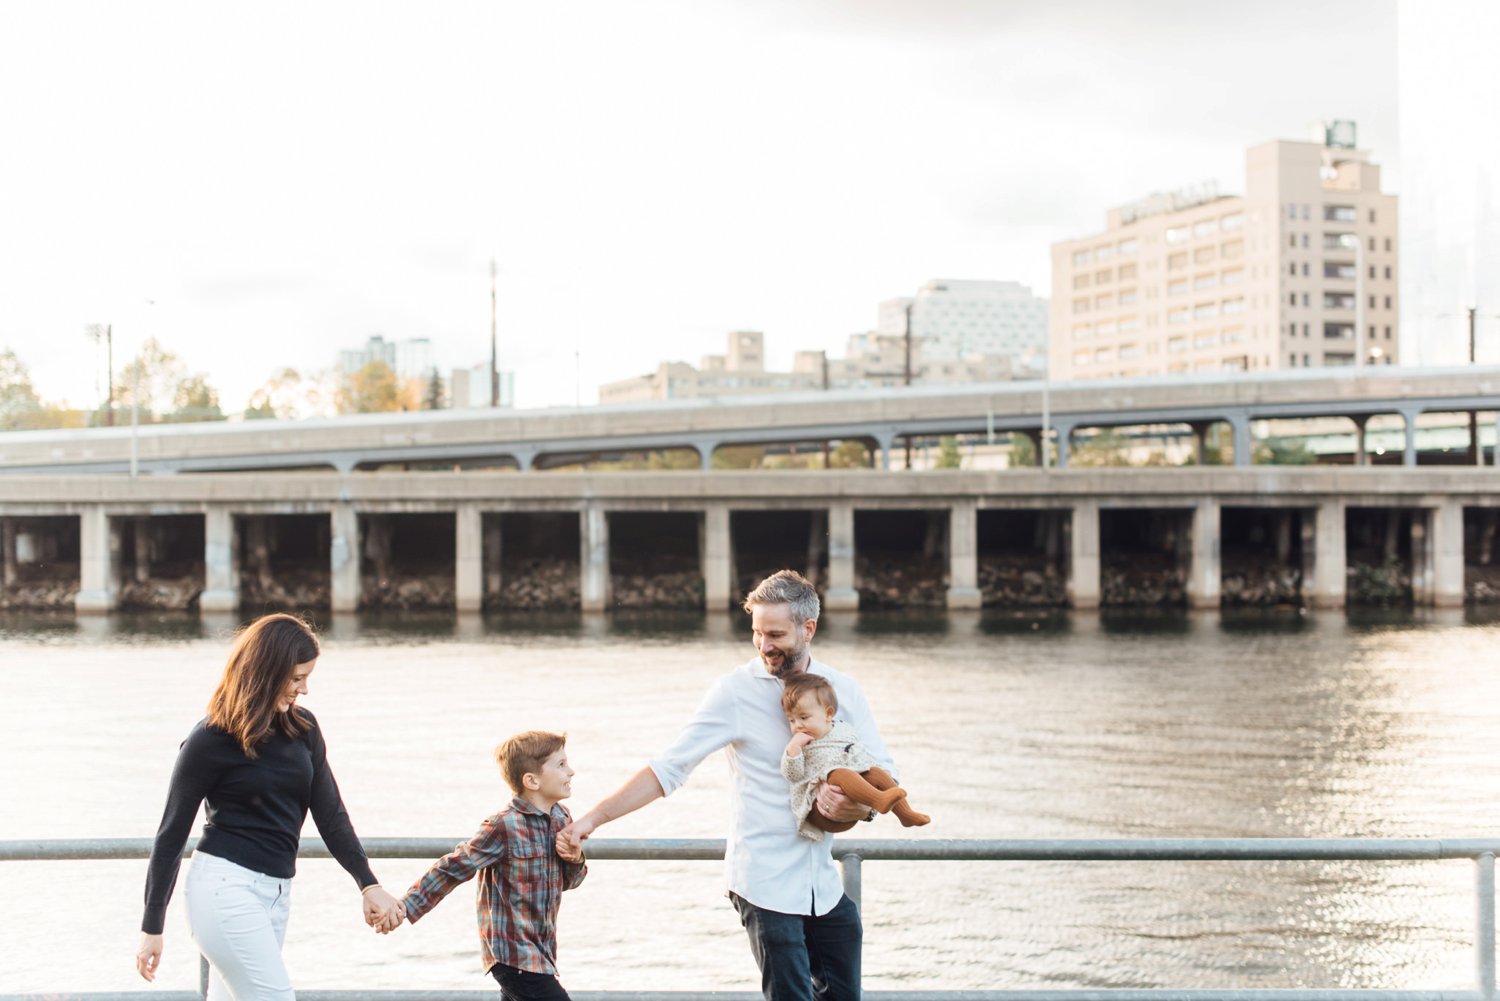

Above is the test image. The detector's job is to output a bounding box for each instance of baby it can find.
[779,673,929,840]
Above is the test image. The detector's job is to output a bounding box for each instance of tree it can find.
[0,349,42,430]
[166,374,224,423]
[337,360,413,414]
[116,337,186,419]
[245,368,307,420]
[1070,429,1132,467]
[935,435,963,469]
[828,440,871,469]
[1007,432,1036,468]
[423,368,445,410]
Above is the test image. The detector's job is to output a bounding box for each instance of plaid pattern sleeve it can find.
[403,799,588,976]
[399,812,509,924]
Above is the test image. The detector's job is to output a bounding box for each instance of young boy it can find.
[390,730,587,1001]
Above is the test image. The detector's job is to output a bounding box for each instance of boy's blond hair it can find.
[494,730,567,795]
[780,674,837,715]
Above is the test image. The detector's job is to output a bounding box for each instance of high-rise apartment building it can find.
[1398,0,1500,364]
[338,334,436,379]
[880,279,1048,374]
[1050,125,1398,380]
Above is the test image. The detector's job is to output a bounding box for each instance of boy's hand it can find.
[375,901,406,934]
[785,732,814,756]
[363,886,404,933]
[555,830,584,862]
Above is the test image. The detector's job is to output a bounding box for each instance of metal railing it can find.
[2,836,1496,1001]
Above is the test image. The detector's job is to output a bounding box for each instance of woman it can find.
[135,613,401,999]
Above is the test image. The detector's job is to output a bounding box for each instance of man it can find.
[557,569,892,1001]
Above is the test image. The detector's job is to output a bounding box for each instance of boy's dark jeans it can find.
[490,963,571,1001]
[730,892,862,1001]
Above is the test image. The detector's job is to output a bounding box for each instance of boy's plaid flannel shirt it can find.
[400,798,587,975]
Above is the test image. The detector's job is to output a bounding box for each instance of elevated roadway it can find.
[0,366,1497,475]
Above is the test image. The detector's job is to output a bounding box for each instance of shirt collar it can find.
[509,795,563,819]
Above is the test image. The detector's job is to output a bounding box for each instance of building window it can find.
[1301,234,1310,248]
[1222,297,1247,315]
[1384,296,1392,309]
[1222,268,1244,285]
[1385,238,1392,252]
[1072,324,1091,341]
[1194,273,1217,290]
[1289,262,1297,277]
[1289,292,1297,307]
[1369,265,1376,279]
[1119,343,1140,360]
[1094,347,1114,363]
[1169,278,1189,295]
[1324,322,1354,340]
[1384,325,1392,340]
[1221,240,1244,259]
[1072,249,1091,266]
[1073,274,1090,290]
[1168,252,1188,270]
[1221,212,1245,231]
[1193,219,1218,238]
[1302,323,1309,337]
[1095,244,1115,261]
[1289,353,1298,366]
[1289,234,1297,248]
[1095,294,1113,309]
[1287,205,1298,221]
[1119,289,1138,305]
[1325,292,1356,309]
[1118,238,1138,255]
[1301,262,1310,276]
[1072,298,1089,314]
[1369,295,1377,308]
[1369,208,1376,223]
[1168,336,1188,353]
[1194,245,1216,264]
[1302,293,1310,307]
[1303,354,1310,365]
[1223,326,1246,344]
[1325,205,1358,222]
[1095,269,1113,284]
[1097,322,1117,336]
[1195,332,1218,348]
[1168,307,1190,325]
[1166,226,1189,244]
[1323,232,1352,250]
[1369,236,1376,252]
[1119,263,1138,280]
[1324,261,1357,279]
[1194,302,1219,320]
[1384,266,1392,280]
[1072,350,1090,365]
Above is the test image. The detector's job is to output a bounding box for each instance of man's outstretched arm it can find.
[558,766,665,854]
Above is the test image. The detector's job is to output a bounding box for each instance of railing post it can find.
[839,852,862,911]
[1480,851,1496,1000]
[199,953,210,998]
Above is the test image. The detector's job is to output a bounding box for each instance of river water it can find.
[4,606,1500,994]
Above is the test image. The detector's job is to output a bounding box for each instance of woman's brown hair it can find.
[206,613,320,757]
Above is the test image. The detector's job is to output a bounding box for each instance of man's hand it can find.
[557,816,595,861]
[784,732,814,757]
[815,781,871,823]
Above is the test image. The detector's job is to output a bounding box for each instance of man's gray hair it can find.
[742,569,821,624]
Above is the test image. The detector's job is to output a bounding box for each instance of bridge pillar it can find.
[484,516,503,599]
[1054,424,1072,469]
[1352,416,1370,466]
[1188,422,1211,466]
[1401,408,1422,467]
[825,502,858,611]
[1187,498,1221,609]
[1,518,15,588]
[455,503,483,613]
[1431,500,1466,608]
[200,507,239,613]
[1229,416,1253,467]
[1307,500,1347,608]
[580,504,611,612]
[947,501,981,609]
[1411,510,1433,604]
[75,506,118,614]
[1067,500,1100,610]
[701,503,732,610]
[330,504,360,613]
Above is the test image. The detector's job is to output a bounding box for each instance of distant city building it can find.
[1398,0,1499,364]
[1050,124,1399,380]
[598,329,1019,404]
[878,279,1048,374]
[449,364,516,409]
[338,335,436,380]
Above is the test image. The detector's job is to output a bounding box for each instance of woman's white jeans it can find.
[185,851,295,1001]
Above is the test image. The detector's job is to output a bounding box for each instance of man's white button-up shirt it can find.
[649,655,894,916]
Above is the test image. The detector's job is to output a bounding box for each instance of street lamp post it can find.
[84,324,113,426]
[1341,234,1366,366]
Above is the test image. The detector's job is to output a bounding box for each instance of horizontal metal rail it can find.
[3,838,1495,1001]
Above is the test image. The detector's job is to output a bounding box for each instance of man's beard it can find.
[764,647,807,678]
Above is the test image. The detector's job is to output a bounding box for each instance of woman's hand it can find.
[362,885,404,933]
[136,933,164,981]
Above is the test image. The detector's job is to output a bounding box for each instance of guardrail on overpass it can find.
[2,366,1496,474]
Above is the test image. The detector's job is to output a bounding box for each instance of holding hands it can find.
[555,817,592,862]
[362,885,405,934]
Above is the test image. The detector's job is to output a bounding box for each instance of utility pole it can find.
[85,324,114,426]
[903,300,914,469]
[1470,306,1480,465]
[489,258,499,407]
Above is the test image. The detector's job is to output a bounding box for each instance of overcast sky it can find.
[0,0,1398,412]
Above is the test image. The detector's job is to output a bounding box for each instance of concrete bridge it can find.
[1,366,1497,475]
[0,468,1493,615]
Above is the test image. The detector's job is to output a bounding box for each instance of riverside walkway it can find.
[3,836,1497,1001]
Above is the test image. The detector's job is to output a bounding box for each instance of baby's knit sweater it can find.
[780,719,878,842]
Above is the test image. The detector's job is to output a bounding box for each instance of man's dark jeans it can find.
[730,892,862,1001]
[490,963,571,1001]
